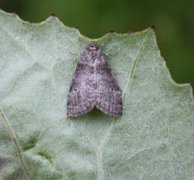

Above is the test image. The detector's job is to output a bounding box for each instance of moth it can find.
[67,43,122,117]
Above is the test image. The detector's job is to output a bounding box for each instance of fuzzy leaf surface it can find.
[0,10,194,180]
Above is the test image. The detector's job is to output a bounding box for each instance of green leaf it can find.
[0,10,194,180]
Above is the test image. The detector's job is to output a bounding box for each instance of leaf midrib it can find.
[95,30,151,180]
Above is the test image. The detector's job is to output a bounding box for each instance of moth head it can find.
[86,43,99,52]
[80,43,105,64]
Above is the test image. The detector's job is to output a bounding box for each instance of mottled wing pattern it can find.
[67,63,94,117]
[67,43,122,117]
[95,61,122,117]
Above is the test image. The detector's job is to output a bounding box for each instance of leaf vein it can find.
[0,109,32,180]
[122,30,150,100]
[96,31,151,180]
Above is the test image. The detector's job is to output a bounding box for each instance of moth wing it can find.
[95,62,122,117]
[67,63,94,117]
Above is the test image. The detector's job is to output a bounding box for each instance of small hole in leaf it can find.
[22,132,40,151]
[37,150,52,163]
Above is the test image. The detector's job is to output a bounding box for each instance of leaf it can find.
[0,9,194,180]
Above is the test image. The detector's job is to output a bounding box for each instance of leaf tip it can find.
[73,26,79,30]
[150,25,156,30]
[49,12,57,17]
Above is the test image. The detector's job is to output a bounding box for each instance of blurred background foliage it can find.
[0,0,194,84]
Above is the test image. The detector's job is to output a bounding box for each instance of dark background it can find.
[1,0,194,84]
